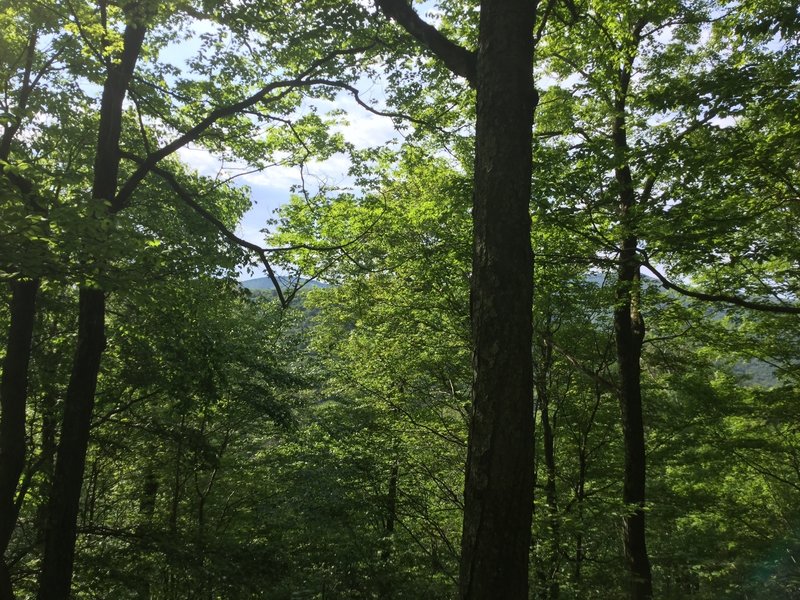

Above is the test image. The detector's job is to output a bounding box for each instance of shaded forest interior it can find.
[1,0,799,598]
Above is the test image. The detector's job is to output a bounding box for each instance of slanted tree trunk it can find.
[36,21,146,600]
[37,288,105,599]
[459,2,538,598]
[612,62,653,600]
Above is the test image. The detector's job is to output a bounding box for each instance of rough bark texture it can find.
[36,21,146,600]
[459,1,538,598]
[613,68,653,600]
[0,280,39,600]
[374,2,539,595]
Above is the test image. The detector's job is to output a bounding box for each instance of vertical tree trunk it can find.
[378,460,399,598]
[574,446,586,585]
[37,21,146,600]
[575,381,603,587]
[535,328,559,599]
[0,31,41,600]
[139,467,159,522]
[34,387,58,543]
[459,1,538,598]
[169,423,184,535]
[385,460,399,551]
[612,65,653,600]
[614,252,651,599]
[137,466,158,599]
[0,279,39,600]
[614,263,651,599]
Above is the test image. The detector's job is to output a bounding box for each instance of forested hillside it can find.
[1,1,798,599]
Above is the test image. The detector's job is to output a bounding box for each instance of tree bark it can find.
[375,2,539,595]
[612,66,653,600]
[37,288,105,599]
[34,386,58,543]
[614,247,652,600]
[0,279,39,600]
[36,20,146,600]
[575,381,603,587]
[459,1,538,598]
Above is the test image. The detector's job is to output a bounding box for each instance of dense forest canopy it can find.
[0,0,798,598]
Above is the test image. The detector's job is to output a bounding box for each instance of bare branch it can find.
[311,78,449,132]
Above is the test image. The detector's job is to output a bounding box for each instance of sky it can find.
[158,19,402,279]
[181,91,398,246]
[176,91,400,279]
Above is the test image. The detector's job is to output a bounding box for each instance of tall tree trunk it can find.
[169,420,184,535]
[0,31,41,600]
[0,279,39,600]
[459,1,538,598]
[575,381,603,587]
[37,288,105,599]
[378,460,399,599]
[612,65,653,600]
[37,21,146,600]
[385,460,399,553]
[139,467,159,523]
[535,329,559,599]
[574,445,586,585]
[35,386,58,543]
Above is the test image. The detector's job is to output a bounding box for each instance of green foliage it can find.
[2,1,799,598]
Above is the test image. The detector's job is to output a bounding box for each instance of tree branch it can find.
[374,0,477,86]
[120,152,288,307]
[641,259,800,315]
[113,44,375,211]
[551,341,616,392]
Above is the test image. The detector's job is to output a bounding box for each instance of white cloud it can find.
[176,145,224,177]
[174,72,403,259]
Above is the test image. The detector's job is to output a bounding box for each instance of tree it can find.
[535,1,799,596]
[7,1,379,595]
[373,2,540,595]
[2,0,798,596]
[36,7,148,595]
[0,2,85,595]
